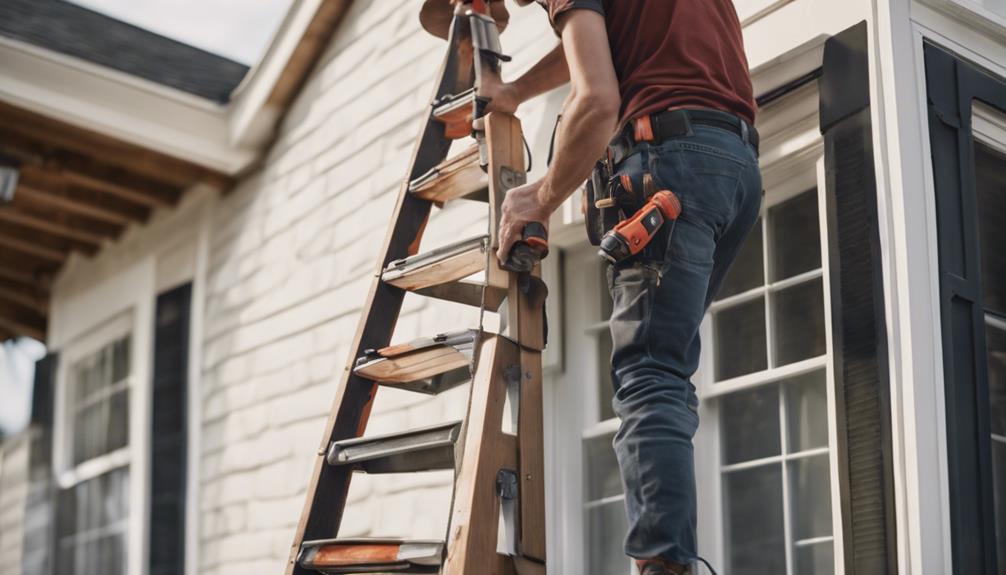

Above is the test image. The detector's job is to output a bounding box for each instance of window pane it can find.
[717,218,764,300]
[770,190,821,281]
[112,337,130,383]
[976,142,1006,316]
[992,437,1005,572]
[72,338,131,465]
[57,468,129,575]
[715,297,767,381]
[587,499,629,575]
[725,464,786,575]
[773,278,826,366]
[598,330,615,422]
[74,404,105,465]
[585,432,622,501]
[786,371,829,452]
[106,390,130,455]
[721,384,780,464]
[790,454,833,541]
[988,322,1005,438]
[796,541,835,575]
[987,321,1006,561]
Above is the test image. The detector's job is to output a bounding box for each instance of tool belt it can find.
[584,108,760,247]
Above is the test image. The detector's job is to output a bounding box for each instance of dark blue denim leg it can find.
[608,126,762,566]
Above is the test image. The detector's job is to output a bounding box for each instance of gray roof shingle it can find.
[0,0,250,103]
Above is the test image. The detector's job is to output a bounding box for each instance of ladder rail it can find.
[285,12,476,574]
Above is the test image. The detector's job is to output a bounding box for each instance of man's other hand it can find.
[496,179,551,266]
[479,74,520,117]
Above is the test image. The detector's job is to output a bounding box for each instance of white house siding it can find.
[0,433,29,575]
[196,3,558,575]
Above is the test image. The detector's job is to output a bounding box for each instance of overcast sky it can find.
[70,0,295,65]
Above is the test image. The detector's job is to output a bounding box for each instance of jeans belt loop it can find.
[740,119,750,146]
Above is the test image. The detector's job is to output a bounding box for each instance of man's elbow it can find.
[577,90,620,127]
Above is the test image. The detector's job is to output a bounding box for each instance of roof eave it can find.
[0,36,258,175]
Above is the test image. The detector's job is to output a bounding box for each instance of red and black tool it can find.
[598,190,682,264]
[503,221,548,273]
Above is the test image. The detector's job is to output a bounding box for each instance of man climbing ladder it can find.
[490,1,761,573]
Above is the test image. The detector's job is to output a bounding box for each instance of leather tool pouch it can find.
[586,159,619,246]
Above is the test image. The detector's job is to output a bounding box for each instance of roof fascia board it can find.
[0,37,256,174]
[229,0,326,148]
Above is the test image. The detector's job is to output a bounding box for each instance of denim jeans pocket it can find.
[607,262,660,357]
[666,217,716,269]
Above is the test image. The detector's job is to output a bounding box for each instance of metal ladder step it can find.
[327,420,463,474]
[354,329,476,394]
[382,235,498,294]
[409,144,487,203]
[299,538,443,574]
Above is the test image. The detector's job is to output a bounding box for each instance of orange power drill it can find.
[598,190,682,264]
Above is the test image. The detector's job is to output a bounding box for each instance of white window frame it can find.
[46,189,212,575]
[51,259,157,575]
[692,80,846,574]
[54,313,135,488]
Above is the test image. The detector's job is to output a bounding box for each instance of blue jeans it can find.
[606,123,762,567]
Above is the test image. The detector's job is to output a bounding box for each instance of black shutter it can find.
[149,283,191,575]
[23,352,58,575]
[820,21,899,574]
[924,42,1006,575]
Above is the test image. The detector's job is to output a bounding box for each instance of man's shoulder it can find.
[536,0,605,31]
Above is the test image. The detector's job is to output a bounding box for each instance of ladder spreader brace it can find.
[287,2,547,574]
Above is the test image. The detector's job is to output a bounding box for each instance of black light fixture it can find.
[0,155,19,204]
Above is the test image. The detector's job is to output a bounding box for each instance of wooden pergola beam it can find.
[0,286,48,315]
[16,184,135,226]
[0,208,107,246]
[0,231,67,263]
[0,315,45,343]
[62,169,174,209]
[0,265,44,289]
[0,301,47,342]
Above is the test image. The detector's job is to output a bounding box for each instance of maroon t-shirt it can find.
[538,0,756,127]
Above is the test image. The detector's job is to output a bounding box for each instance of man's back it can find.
[541,0,756,126]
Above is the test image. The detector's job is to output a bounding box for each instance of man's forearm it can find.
[510,44,568,103]
[536,92,617,213]
[535,12,620,214]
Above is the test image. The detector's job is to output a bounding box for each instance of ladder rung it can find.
[327,421,463,473]
[412,279,505,312]
[432,89,476,139]
[408,144,488,203]
[299,538,443,574]
[355,329,476,385]
[382,236,489,293]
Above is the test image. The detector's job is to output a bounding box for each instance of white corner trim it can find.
[228,0,325,148]
[184,202,212,575]
[0,37,257,175]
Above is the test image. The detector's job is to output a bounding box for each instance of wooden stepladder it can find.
[287,2,547,574]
